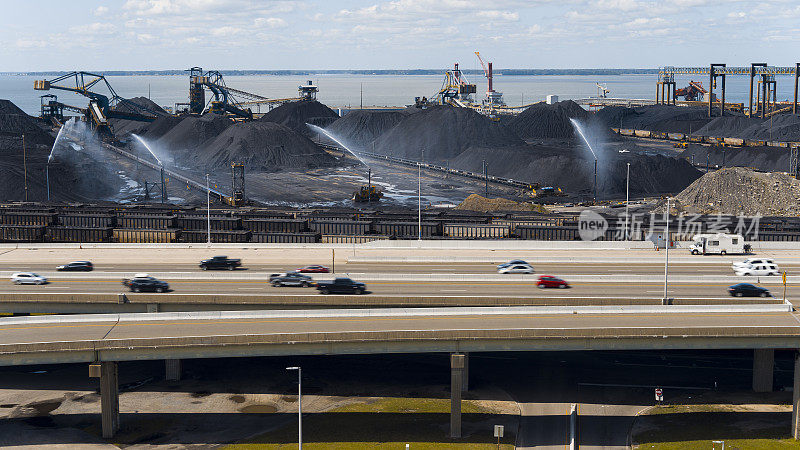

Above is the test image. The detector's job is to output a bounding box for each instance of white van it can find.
[689,233,746,255]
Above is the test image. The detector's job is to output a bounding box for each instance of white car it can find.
[734,262,780,277]
[498,263,535,274]
[732,258,775,269]
[11,272,48,285]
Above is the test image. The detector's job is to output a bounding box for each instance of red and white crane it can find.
[474,51,505,107]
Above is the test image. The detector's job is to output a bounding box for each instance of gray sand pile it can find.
[260,100,340,135]
[506,100,589,140]
[596,105,713,134]
[455,194,547,213]
[371,105,523,160]
[195,121,338,171]
[452,144,701,198]
[325,109,413,149]
[672,167,800,216]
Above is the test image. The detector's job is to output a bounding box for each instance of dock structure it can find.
[657,63,800,118]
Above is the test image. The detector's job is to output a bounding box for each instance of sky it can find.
[1,0,799,71]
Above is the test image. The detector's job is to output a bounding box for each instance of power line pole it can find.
[22,134,28,202]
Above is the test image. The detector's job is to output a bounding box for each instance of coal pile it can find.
[694,114,800,142]
[110,97,168,137]
[260,100,340,136]
[598,105,713,134]
[371,105,523,160]
[681,144,789,173]
[325,109,413,149]
[691,116,761,138]
[141,115,184,140]
[673,167,800,216]
[155,114,232,154]
[194,121,338,171]
[0,102,123,202]
[0,99,53,147]
[452,144,701,198]
[505,100,589,140]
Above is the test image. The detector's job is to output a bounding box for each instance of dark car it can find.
[56,261,93,272]
[537,275,569,289]
[728,283,771,298]
[315,277,367,295]
[199,256,242,271]
[123,275,170,293]
[296,265,330,273]
[271,272,314,287]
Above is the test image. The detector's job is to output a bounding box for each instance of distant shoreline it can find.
[0,69,658,77]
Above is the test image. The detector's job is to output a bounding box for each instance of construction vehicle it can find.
[352,185,383,202]
[229,162,246,206]
[34,71,165,139]
[675,81,707,102]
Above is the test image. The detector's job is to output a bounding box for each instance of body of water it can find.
[2,72,798,116]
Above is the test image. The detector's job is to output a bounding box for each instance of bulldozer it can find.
[352,185,383,202]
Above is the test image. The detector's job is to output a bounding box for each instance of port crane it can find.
[187,68,319,118]
[34,71,165,137]
[429,63,477,106]
[474,52,505,107]
[595,83,610,98]
[675,81,707,102]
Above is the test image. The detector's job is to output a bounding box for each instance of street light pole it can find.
[663,197,671,302]
[206,174,211,245]
[286,366,302,450]
[625,162,630,240]
[593,158,598,204]
[418,162,422,241]
[46,162,51,202]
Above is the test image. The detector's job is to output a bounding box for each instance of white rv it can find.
[689,233,746,255]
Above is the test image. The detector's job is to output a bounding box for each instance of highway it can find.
[0,307,798,365]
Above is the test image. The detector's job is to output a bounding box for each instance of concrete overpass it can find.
[1,305,799,439]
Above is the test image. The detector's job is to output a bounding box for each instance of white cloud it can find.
[69,23,117,35]
[476,10,520,21]
[94,6,109,16]
[255,17,288,28]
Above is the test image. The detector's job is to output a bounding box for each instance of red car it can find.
[537,275,569,289]
[295,265,330,273]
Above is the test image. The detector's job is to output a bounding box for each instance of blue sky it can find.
[2,0,799,71]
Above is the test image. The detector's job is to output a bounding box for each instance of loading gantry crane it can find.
[431,63,477,106]
[34,71,165,138]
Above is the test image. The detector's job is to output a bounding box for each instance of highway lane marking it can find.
[0,312,795,334]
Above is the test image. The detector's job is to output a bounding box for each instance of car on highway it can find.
[733,261,780,277]
[270,272,314,287]
[296,265,330,273]
[498,263,535,274]
[728,283,771,297]
[733,258,775,269]
[123,273,170,293]
[316,277,367,295]
[11,272,48,285]
[497,260,529,270]
[536,275,569,289]
[199,256,242,271]
[56,261,94,272]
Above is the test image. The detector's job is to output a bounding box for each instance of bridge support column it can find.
[793,352,800,439]
[165,359,182,381]
[752,349,774,392]
[461,352,469,392]
[99,362,120,438]
[450,353,465,438]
